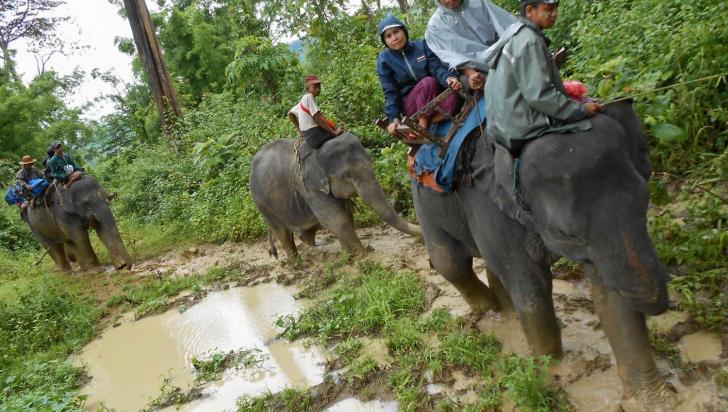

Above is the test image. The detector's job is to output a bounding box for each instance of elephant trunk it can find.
[93,206,132,270]
[354,178,421,237]
[588,227,668,316]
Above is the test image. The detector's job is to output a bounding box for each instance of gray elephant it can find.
[23,175,132,272]
[412,101,673,407]
[250,132,420,259]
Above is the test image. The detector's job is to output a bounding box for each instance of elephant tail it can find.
[267,229,278,259]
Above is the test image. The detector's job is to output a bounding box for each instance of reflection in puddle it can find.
[326,398,399,412]
[78,283,325,412]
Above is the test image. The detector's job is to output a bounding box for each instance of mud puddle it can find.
[81,226,726,411]
[78,283,325,411]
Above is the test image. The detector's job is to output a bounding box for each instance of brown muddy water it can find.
[77,227,726,411]
[77,283,326,411]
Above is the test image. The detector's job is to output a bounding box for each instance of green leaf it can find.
[653,123,686,143]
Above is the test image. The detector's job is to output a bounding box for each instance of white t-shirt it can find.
[289,93,320,132]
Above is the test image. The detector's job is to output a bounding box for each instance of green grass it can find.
[236,388,313,412]
[278,260,426,342]
[0,277,99,409]
[191,348,266,382]
[263,260,568,410]
[104,264,251,318]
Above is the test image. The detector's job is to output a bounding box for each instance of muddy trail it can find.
[75,226,727,411]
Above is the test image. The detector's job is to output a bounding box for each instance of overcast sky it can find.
[15,0,141,120]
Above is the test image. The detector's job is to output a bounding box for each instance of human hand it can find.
[386,119,399,136]
[334,127,344,136]
[467,72,484,90]
[447,77,462,91]
[585,102,605,116]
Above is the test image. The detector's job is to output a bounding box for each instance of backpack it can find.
[5,185,23,206]
[28,178,49,199]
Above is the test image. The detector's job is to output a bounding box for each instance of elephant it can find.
[250,132,420,259]
[22,175,132,272]
[412,101,673,408]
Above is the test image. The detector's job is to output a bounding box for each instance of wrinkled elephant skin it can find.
[24,176,132,272]
[250,133,420,260]
[412,101,673,407]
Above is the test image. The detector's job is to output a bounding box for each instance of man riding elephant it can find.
[484,0,604,154]
[48,141,84,188]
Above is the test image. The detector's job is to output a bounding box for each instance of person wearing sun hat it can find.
[288,75,344,149]
[16,155,42,190]
[14,155,42,210]
[483,0,605,154]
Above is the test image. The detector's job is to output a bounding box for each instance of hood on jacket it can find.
[379,14,409,47]
[434,0,469,12]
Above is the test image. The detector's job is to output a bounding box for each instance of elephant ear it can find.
[298,142,330,195]
[603,100,653,182]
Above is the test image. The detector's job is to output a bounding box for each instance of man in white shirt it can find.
[288,75,343,149]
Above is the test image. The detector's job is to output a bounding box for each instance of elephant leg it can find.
[306,193,362,252]
[591,284,675,410]
[65,230,101,270]
[426,230,497,313]
[267,218,299,260]
[457,188,562,357]
[484,267,515,313]
[298,226,318,247]
[412,185,498,312]
[42,238,71,272]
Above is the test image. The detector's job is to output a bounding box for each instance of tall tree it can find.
[0,0,67,83]
[122,0,182,143]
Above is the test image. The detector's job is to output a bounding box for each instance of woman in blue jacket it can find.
[376,15,462,137]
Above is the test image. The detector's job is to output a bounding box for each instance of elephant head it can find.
[312,132,420,237]
[514,102,667,315]
[59,176,132,269]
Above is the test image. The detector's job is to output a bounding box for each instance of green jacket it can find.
[484,17,591,152]
[48,153,80,183]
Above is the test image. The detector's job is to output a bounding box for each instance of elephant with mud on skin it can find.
[23,175,132,272]
[250,132,420,259]
[412,101,674,409]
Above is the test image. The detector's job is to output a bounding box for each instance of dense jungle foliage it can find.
[0,0,726,408]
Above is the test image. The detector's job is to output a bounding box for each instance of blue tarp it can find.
[413,98,486,192]
[4,178,49,206]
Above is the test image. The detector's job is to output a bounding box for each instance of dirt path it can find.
[101,225,726,411]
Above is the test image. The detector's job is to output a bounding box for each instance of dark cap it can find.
[50,141,62,149]
[305,75,322,85]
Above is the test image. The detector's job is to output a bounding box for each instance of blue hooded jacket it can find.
[376,15,456,121]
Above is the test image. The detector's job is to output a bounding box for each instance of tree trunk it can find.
[123,0,182,150]
[1,43,20,84]
[397,0,409,13]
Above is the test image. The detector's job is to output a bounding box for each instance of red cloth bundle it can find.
[563,80,588,102]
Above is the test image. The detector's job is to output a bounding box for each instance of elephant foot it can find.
[618,366,676,412]
[620,381,676,412]
[460,284,500,313]
[519,308,563,358]
[347,245,373,259]
[115,261,132,271]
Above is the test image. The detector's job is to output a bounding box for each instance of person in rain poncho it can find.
[425,0,520,91]
[484,0,604,153]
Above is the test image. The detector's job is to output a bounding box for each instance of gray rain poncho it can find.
[425,0,520,72]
